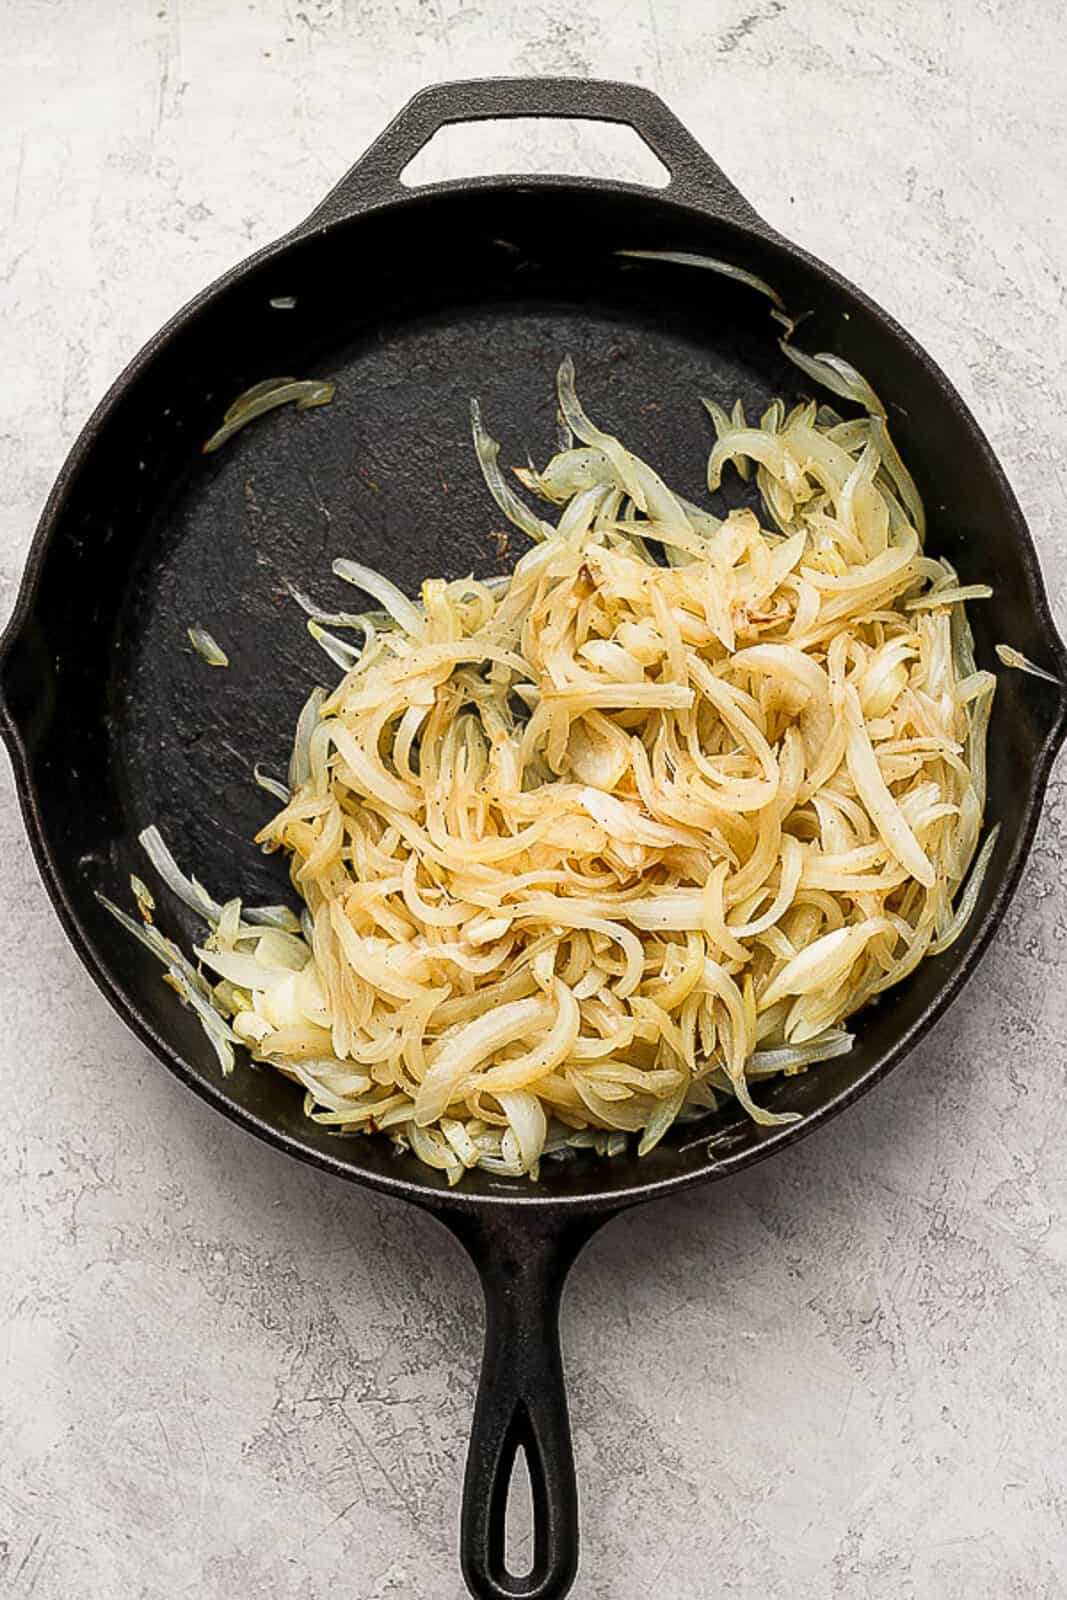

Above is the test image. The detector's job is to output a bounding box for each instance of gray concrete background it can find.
[3,2,1067,1596]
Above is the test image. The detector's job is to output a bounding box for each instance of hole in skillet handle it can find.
[299,76,768,233]
[399,118,672,190]
[503,1436,537,1581]
[439,1206,618,1600]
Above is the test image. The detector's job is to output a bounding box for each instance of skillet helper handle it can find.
[303,77,764,228]
[441,1208,612,1600]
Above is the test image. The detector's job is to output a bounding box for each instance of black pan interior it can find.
[6,183,1065,1202]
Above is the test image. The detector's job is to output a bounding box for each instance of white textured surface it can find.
[3,3,1067,1596]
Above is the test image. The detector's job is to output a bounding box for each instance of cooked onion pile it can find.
[107,344,999,1183]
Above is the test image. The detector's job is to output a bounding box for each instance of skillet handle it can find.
[439,1205,616,1600]
[302,77,763,229]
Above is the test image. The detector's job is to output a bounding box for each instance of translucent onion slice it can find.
[995,643,1062,684]
[187,626,229,666]
[203,377,335,453]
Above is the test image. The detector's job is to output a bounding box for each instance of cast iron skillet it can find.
[3,78,1066,1600]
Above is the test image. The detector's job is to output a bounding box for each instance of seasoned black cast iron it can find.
[3,79,1065,1600]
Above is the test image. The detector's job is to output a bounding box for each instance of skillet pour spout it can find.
[3,79,1067,1600]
